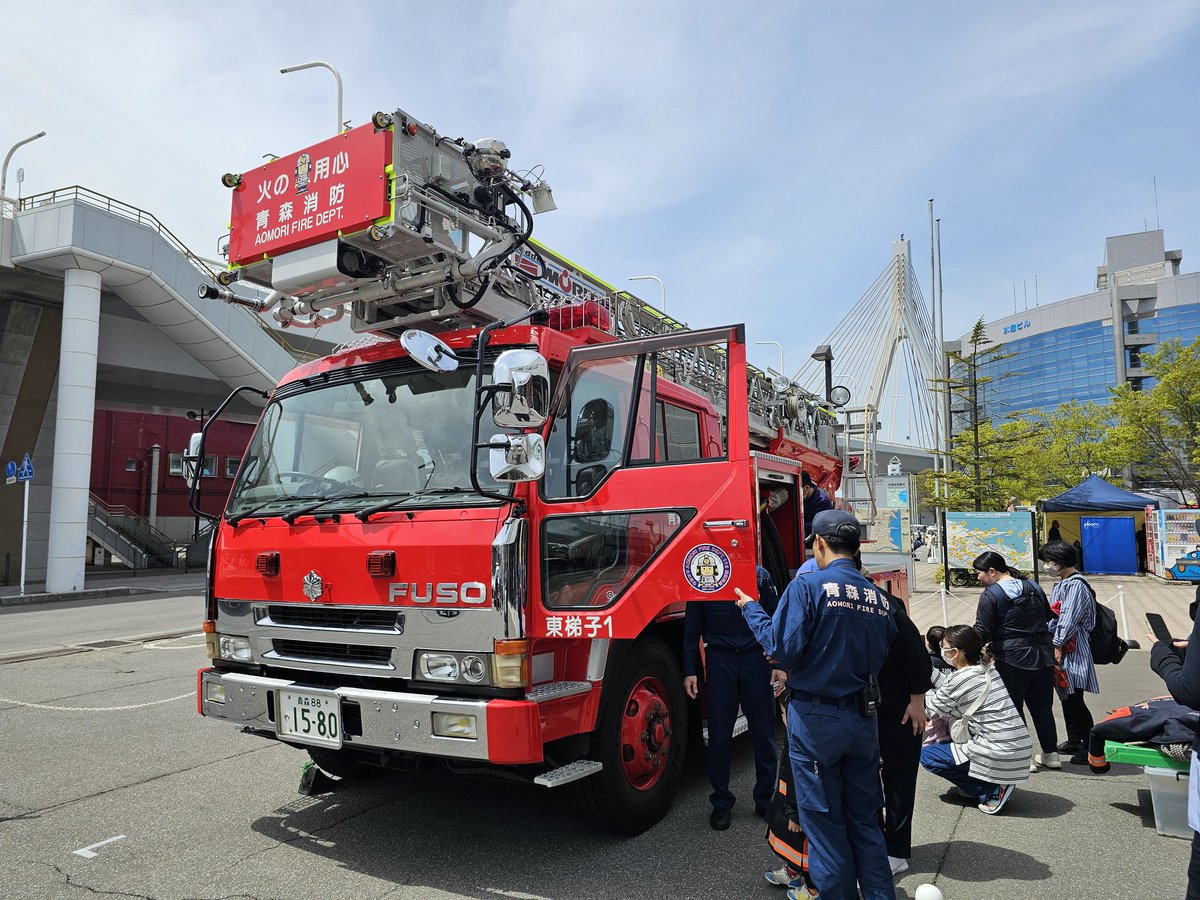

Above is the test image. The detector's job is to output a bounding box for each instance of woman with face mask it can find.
[920,624,1032,815]
[1037,540,1101,764]
[972,551,1060,772]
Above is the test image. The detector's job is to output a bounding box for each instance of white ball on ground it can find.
[915,885,944,900]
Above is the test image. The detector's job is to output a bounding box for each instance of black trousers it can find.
[704,646,777,811]
[995,661,1059,753]
[877,710,922,859]
[1060,688,1095,746]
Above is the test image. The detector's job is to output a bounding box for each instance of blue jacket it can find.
[803,488,834,535]
[742,558,896,699]
[683,566,779,677]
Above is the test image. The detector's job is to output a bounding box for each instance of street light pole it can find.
[756,341,785,381]
[2,131,46,207]
[280,61,344,135]
[628,275,666,313]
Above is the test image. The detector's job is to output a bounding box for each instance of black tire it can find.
[306,746,386,781]
[575,637,688,835]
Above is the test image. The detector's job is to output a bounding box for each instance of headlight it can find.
[218,635,252,662]
[414,651,493,685]
[432,712,477,739]
[205,682,226,704]
[418,653,459,681]
[461,655,486,683]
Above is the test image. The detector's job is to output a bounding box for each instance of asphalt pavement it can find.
[0,570,1195,898]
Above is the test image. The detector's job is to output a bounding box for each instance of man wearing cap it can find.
[802,472,834,542]
[736,509,898,900]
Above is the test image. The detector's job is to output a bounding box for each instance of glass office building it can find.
[957,230,1198,422]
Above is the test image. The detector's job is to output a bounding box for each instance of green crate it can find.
[1104,740,1189,772]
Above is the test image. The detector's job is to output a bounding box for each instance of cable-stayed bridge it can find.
[793,236,939,456]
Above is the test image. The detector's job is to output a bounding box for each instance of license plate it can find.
[277,689,342,748]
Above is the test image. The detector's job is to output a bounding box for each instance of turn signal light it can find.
[256,552,280,575]
[492,639,530,688]
[367,550,396,577]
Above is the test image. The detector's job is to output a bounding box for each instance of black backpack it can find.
[1070,576,1128,665]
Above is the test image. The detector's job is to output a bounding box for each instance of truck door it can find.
[532,325,759,638]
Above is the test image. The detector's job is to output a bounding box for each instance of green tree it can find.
[1011,400,1137,497]
[1109,336,1200,504]
[926,318,1035,511]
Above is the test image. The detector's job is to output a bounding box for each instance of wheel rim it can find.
[618,676,673,792]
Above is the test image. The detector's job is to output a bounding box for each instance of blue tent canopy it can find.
[1042,474,1161,512]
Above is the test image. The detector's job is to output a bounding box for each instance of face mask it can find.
[1045,563,1061,575]
[941,650,956,663]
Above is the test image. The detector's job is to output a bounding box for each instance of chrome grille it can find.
[266,605,401,632]
[272,639,393,666]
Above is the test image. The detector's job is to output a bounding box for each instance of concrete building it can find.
[0,187,352,591]
[955,229,1196,421]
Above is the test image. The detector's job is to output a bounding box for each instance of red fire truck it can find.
[192,106,851,834]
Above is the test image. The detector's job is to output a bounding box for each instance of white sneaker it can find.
[1029,760,1038,773]
[765,867,797,887]
[979,783,1015,815]
[1034,751,1062,769]
[888,856,909,876]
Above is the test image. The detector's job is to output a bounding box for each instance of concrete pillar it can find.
[1110,280,1127,385]
[149,444,161,525]
[46,268,101,593]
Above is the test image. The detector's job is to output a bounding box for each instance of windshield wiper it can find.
[227,496,314,527]
[355,486,477,522]
[280,491,378,525]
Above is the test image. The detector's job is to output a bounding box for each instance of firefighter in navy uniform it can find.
[736,510,898,900]
[684,566,780,831]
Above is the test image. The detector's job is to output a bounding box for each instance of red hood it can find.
[213,505,508,607]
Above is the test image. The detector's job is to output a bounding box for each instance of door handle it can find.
[703,519,749,528]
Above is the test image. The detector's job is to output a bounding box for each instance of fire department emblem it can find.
[683,544,731,593]
[302,570,324,601]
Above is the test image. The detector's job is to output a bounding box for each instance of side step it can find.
[534,760,603,788]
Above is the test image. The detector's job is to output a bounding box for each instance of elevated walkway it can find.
[0,186,356,592]
[7,187,308,391]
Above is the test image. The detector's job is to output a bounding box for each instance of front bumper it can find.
[198,669,542,764]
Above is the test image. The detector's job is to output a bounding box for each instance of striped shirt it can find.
[926,664,1032,785]
[1050,574,1101,695]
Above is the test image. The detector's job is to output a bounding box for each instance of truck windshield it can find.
[226,364,508,517]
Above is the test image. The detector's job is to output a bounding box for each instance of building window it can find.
[225,457,240,479]
[125,458,138,472]
[168,453,217,478]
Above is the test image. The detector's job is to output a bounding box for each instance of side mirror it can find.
[492,349,550,428]
[183,432,203,488]
[488,433,546,483]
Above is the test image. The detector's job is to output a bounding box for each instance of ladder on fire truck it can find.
[205,106,839,463]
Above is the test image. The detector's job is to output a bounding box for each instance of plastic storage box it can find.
[1146,766,1191,839]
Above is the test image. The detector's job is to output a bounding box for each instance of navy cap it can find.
[811,509,862,540]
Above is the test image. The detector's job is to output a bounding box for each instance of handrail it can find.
[16,186,311,364]
[88,492,178,562]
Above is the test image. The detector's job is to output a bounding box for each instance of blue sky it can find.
[4,0,1198,384]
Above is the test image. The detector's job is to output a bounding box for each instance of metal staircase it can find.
[87,494,179,569]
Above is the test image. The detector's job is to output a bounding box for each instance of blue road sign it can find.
[4,461,15,480]
[16,453,34,482]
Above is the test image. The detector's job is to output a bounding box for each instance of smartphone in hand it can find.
[1146,612,1175,644]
